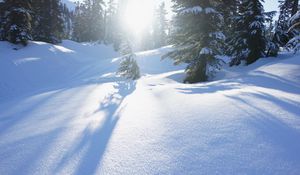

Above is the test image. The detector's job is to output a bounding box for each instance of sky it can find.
[264,0,280,12]
[68,0,279,13]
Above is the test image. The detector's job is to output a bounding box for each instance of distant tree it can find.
[61,3,73,40]
[72,0,105,42]
[265,11,278,57]
[31,0,64,44]
[153,2,168,48]
[165,0,225,83]
[2,0,32,45]
[117,38,140,80]
[229,0,266,66]
[104,0,119,45]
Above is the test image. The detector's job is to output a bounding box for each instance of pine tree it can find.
[104,0,118,44]
[61,3,73,40]
[117,38,140,80]
[72,0,105,42]
[153,2,168,48]
[0,0,5,40]
[31,0,64,44]
[90,0,105,41]
[2,0,32,46]
[218,0,238,54]
[165,0,225,83]
[286,10,300,52]
[268,0,299,56]
[72,2,86,42]
[229,0,266,66]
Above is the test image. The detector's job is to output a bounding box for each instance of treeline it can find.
[166,0,300,83]
[0,0,72,45]
[0,0,300,83]
[0,0,169,51]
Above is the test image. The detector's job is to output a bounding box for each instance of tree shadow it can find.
[224,93,300,161]
[175,68,300,95]
[54,81,137,175]
[175,80,242,94]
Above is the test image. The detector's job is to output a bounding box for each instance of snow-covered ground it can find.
[0,40,300,175]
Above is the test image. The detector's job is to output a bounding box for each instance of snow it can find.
[204,7,217,14]
[0,41,300,174]
[180,6,203,15]
[199,47,213,55]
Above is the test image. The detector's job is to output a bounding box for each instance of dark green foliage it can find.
[218,0,238,54]
[0,1,5,40]
[268,0,300,56]
[229,0,266,66]
[2,0,32,46]
[117,39,140,80]
[166,0,225,83]
[118,56,140,80]
[31,0,64,44]
[72,0,105,42]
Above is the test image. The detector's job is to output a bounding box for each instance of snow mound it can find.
[0,41,300,175]
[0,40,118,101]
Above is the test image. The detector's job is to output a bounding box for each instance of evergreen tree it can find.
[229,0,266,66]
[0,0,5,40]
[153,2,168,48]
[218,0,238,54]
[72,2,86,42]
[165,0,225,83]
[286,11,300,52]
[72,0,105,42]
[31,0,64,44]
[104,0,118,44]
[61,3,73,40]
[117,38,140,80]
[2,0,32,45]
[268,0,299,56]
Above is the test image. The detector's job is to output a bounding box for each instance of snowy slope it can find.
[0,41,300,175]
[0,40,118,101]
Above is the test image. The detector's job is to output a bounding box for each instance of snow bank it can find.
[0,41,300,175]
[0,40,118,101]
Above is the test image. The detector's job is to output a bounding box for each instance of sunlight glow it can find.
[123,0,155,34]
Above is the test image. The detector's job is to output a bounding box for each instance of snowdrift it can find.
[0,40,300,175]
[0,40,118,101]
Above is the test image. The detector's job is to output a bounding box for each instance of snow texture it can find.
[0,41,300,175]
[180,6,203,15]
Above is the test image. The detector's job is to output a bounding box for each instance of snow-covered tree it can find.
[165,0,225,83]
[2,0,32,45]
[229,0,266,66]
[286,11,300,52]
[117,38,140,80]
[268,0,299,56]
[218,0,238,53]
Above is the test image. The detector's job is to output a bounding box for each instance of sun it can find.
[123,0,155,34]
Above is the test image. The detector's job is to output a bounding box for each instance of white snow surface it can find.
[0,40,300,175]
